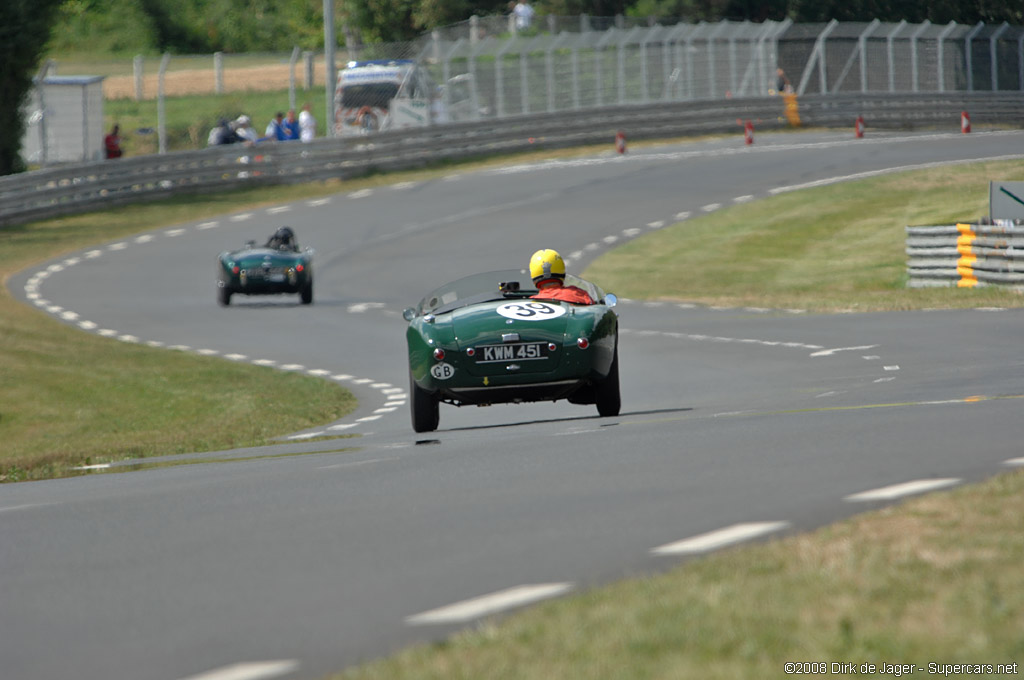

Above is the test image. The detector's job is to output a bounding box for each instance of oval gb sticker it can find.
[496,301,566,321]
[430,362,455,380]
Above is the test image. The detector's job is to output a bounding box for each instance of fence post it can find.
[936,21,957,93]
[157,53,170,155]
[214,52,223,94]
[991,22,1009,91]
[289,46,300,110]
[965,21,985,92]
[133,55,144,101]
[303,50,314,89]
[886,20,906,93]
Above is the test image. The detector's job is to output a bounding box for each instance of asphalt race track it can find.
[5,129,1024,680]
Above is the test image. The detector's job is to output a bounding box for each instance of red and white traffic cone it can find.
[961,111,971,134]
[615,130,627,154]
[744,120,754,145]
[855,115,865,139]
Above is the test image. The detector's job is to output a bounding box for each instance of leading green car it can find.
[403,269,620,432]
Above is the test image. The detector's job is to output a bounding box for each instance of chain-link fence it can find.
[28,16,1024,162]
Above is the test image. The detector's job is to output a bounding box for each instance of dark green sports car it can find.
[403,269,620,432]
[216,239,314,306]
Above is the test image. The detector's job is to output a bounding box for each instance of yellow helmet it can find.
[530,249,566,284]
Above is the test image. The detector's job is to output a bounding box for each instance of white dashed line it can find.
[307,198,331,207]
[280,364,305,371]
[348,189,373,199]
[701,203,721,212]
[844,479,961,502]
[108,242,127,250]
[733,195,754,203]
[651,521,790,555]
[164,228,186,237]
[267,206,291,214]
[229,214,252,222]
[1005,458,1024,466]
[809,345,879,357]
[646,220,665,229]
[135,235,154,243]
[405,583,574,625]
[674,211,691,221]
[176,660,299,680]
[197,221,219,230]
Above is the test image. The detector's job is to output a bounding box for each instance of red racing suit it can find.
[531,284,595,305]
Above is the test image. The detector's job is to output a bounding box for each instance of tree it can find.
[0,0,65,175]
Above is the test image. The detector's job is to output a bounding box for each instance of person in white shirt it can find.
[234,115,259,143]
[298,102,316,143]
[513,0,534,30]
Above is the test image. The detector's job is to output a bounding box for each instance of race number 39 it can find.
[496,302,566,320]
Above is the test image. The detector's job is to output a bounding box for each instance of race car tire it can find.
[595,345,620,417]
[300,281,313,305]
[217,285,232,307]
[410,371,439,433]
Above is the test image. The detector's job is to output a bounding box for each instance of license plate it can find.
[477,342,546,363]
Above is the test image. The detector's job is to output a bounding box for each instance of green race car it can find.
[403,269,620,432]
[216,228,314,306]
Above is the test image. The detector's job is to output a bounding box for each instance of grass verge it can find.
[0,182,360,483]
[585,159,1024,311]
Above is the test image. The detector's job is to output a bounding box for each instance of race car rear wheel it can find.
[300,281,313,305]
[217,285,232,306]
[595,346,620,417]
[410,370,439,433]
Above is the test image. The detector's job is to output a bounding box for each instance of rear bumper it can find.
[439,379,588,406]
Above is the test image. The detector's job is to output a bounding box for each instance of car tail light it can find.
[433,348,445,360]
[576,338,589,349]
[232,266,240,274]
[548,342,557,351]
[466,347,475,357]
[296,264,304,272]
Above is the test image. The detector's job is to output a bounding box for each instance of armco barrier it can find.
[3,91,1024,228]
[906,222,1024,289]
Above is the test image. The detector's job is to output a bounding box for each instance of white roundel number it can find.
[430,362,455,380]
[496,302,565,320]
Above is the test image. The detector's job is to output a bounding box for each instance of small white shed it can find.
[21,75,106,166]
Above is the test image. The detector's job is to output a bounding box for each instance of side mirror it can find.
[604,293,617,308]
[402,308,416,322]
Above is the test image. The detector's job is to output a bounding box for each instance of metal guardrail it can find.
[906,222,1024,288]
[3,91,1024,228]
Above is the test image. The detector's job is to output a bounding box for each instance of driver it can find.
[529,248,595,305]
[266,226,297,251]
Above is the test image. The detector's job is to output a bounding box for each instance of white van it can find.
[333,60,436,136]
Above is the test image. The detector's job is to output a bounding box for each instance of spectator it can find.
[283,109,300,141]
[234,115,259,143]
[207,118,241,146]
[513,0,535,31]
[774,68,792,95]
[262,112,287,142]
[298,103,316,142]
[104,124,123,159]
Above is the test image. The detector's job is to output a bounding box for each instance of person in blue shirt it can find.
[283,109,300,140]
[260,112,287,142]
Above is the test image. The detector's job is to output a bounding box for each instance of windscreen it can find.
[340,83,399,109]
